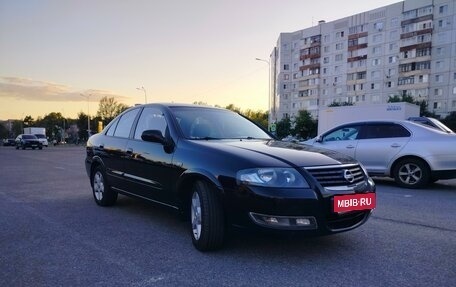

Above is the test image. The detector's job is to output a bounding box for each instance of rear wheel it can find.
[190,180,225,251]
[91,166,117,206]
[393,158,430,189]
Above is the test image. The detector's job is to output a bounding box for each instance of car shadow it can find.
[111,194,361,257]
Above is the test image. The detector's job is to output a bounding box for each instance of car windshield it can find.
[34,134,46,138]
[171,107,272,140]
[23,135,37,139]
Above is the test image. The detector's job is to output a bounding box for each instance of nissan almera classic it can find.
[85,104,376,251]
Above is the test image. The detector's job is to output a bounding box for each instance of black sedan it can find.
[15,134,43,150]
[85,104,376,251]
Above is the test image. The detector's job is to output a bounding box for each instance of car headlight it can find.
[237,168,309,188]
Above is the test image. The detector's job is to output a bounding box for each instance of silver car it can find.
[303,120,456,188]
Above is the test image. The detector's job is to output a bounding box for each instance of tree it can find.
[97,96,130,125]
[293,110,317,139]
[328,101,354,107]
[243,109,268,130]
[0,123,8,139]
[275,117,292,139]
[36,112,64,141]
[388,94,414,104]
[441,112,456,132]
[23,115,35,127]
[225,104,241,114]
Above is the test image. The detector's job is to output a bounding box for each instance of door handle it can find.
[391,143,401,148]
[346,145,355,149]
[126,148,133,156]
[98,145,104,149]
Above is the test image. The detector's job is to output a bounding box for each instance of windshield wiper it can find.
[191,136,221,140]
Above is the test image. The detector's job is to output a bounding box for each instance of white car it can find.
[303,120,456,188]
[34,134,49,147]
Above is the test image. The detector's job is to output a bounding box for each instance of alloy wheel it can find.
[398,163,422,185]
[191,192,202,240]
[93,171,105,201]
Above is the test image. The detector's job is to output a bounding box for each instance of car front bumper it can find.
[222,182,375,235]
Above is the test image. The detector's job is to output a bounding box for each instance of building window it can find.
[373,34,382,43]
[324,46,330,53]
[435,74,443,82]
[283,84,287,90]
[436,61,443,69]
[372,59,381,66]
[434,89,442,96]
[336,31,345,39]
[436,47,444,56]
[439,5,448,14]
[389,56,396,64]
[284,64,289,70]
[372,46,381,55]
[374,22,383,31]
[336,43,344,50]
[391,17,399,27]
[323,57,329,64]
[284,74,289,80]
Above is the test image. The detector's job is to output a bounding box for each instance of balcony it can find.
[400,28,433,40]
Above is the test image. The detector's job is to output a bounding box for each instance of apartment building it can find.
[269,0,456,123]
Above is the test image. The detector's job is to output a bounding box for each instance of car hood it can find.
[195,139,357,167]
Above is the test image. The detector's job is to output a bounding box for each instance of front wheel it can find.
[190,180,225,251]
[393,158,430,189]
[91,166,118,206]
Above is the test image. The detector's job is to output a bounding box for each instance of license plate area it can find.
[333,193,376,213]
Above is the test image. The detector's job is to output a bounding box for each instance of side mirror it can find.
[141,130,168,145]
[315,136,323,143]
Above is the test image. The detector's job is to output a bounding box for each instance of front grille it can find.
[304,164,365,187]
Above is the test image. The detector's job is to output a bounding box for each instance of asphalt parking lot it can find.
[0,145,455,287]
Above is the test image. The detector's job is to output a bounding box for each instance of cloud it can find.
[0,77,129,103]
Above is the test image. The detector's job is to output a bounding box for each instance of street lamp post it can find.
[255,58,272,126]
[80,93,91,138]
[136,86,147,104]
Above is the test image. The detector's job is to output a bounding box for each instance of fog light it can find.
[264,217,279,224]
[296,218,311,226]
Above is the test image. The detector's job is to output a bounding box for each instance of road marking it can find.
[54,167,65,170]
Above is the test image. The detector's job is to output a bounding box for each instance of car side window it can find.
[360,124,411,139]
[134,107,168,140]
[113,109,140,138]
[106,118,120,136]
[322,125,361,142]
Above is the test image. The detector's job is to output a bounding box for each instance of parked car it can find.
[34,134,49,147]
[85,104,376,251]
[407,117,454,134]
[303,120,456,188]
[2,138,16,146]
[15,134,43,150]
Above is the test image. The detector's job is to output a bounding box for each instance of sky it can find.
[0,0,401,120]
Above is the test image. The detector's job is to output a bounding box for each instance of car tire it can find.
[15,145,19,150]
[91,166,118,206]
[190,180,225,251]
[393,158,430,189]
[39,147,43,150]
[22,146,25,150]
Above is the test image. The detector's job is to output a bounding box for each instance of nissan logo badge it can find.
[343,169,355,183]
